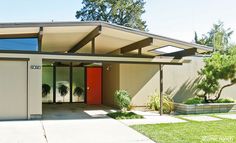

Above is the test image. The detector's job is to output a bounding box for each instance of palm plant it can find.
[58,83,68,102]
[42,84,51,97]
[74,86,84,96]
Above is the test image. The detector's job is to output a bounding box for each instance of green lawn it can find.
[107,111,143,119]
[132,119,236,143]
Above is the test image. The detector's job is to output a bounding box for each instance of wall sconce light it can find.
[106,65,112,71]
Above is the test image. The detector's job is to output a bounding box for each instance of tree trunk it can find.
[208,83,234,102]
[197,92,209,103]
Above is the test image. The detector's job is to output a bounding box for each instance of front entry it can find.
[86,67,102,105]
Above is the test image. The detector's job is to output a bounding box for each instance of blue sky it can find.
[0,0,236,42]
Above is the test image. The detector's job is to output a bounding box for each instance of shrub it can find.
[184,97,235,104]
[214,98,235,103]
[184,97,204,104]
[114,90,131,112]
[147,91,174,114]
[107,112,143,120]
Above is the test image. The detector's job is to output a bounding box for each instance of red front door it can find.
[86,67,102,104]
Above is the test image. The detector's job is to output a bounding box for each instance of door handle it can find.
[87,86,90,90]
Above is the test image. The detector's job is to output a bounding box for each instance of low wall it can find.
[175,103,236,114]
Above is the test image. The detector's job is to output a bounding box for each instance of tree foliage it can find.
[75,0,147,31]
[197,49,236,102]
[194,21,233,52]
[196,22,236,102]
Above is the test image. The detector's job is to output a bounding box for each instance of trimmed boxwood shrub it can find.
[184,97,204,104]
[214,98,235,103]
[184,97,235,104]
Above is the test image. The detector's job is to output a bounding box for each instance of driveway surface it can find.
[0,104,155,143]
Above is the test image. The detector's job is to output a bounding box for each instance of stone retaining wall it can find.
[174,103,236,114]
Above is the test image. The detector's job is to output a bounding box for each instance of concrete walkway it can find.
[42,104,155,143]
[0,120,47,143]
[1,104,235,143]
[214,114,236,119]
[43,118,155,143]
[180,115,221,121]
[0,104,155,143]
[120,111,187,125]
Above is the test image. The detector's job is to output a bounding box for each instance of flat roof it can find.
[0,21,213,56]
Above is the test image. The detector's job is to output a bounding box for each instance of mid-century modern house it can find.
[0,21,222,120]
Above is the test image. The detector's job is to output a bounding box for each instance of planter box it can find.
[174,103,236,114]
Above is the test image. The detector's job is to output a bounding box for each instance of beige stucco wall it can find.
[103,56,236,107]
[163,57,204,102]
[119,64,160,106]
[0,53,235,118]
[0,61,28,120]
[102,63,120,107]
[0,53,42,119]
[164,57,236,102]
[102,63,160,107]
[28,55,42,117]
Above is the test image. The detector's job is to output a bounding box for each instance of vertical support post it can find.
[91,38,95,54]
[138,48,142,55]
[69,62,73,103]
[53,65,56,103]
[159,64,163,115]
[38,27,43,52]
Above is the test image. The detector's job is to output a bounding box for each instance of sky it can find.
[0,0,236,43]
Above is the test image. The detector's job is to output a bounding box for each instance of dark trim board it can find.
[159,64,163,115]
[84,67,87,103]
[53,65,56,103]
[0,33,38,39]
[26,61,29,119]
[0,57,30,61]
[69,63,73,103]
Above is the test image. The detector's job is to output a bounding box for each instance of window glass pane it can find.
[42,66,53,103]
[56,67,70,102]
[72,67,85,102]
[0,38,38,51]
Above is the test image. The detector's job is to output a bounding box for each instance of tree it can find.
[75,0,147,31]
[197,49,236,102]
[194,21,233,52]
[195,22,236,102]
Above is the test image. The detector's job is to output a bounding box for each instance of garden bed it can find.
[175,103,236,114]
[107,111,144,120]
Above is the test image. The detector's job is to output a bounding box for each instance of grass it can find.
[132,119,236,143]
[107,111,143,119]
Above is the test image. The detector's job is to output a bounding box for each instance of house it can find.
[0,21,214,120]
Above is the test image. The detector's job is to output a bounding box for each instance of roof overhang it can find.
[0,21,213,64]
